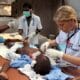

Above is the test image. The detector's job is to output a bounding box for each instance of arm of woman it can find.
[45,48,80,66]
[63,54,80,66]
[40,39,57,52]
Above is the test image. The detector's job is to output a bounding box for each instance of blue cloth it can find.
[10,54,32,68]
[0,37,5,43]
[43,66,73,80]
[58,44,66,52]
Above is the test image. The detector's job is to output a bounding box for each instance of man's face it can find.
[23,8,32,17]
[56,19,77,33]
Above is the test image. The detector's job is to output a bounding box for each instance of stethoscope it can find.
[65,28,79,53]
[26,17,35,26]
[25,17,35,36]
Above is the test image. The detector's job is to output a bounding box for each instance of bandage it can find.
[10,42,23,52]
[40,42,50,52]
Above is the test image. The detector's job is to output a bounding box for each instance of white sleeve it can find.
[56,30,67,44]
[18,17,24,29]
[7,20,15,28]
[37,17,43,30]
[56,35,60,44]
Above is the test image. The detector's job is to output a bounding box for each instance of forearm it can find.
[18,29,23,35]
[63,54,80,66]
[0,25,9,33]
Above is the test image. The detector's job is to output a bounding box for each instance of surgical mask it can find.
[23,11,31,17]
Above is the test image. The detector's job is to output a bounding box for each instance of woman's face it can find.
[56,19,77,33]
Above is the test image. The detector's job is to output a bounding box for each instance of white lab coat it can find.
[56,29,80,67]
[18,14,42,45]
[8,18,19,32]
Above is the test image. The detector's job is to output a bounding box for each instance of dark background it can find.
[12,0,64,37]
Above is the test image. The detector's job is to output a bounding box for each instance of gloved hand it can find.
[28,32,36,39]
[45,48,64,59]
[40,42,50,52]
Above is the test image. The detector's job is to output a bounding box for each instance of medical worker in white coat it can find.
[40,5,80,68]
[18,2,42,47]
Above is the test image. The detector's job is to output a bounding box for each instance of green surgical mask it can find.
[23,11,31,17]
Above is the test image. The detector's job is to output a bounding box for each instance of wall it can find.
[0,0,62,37]
[66,0,80,19]
[12,0,61,37]
[31,0,61,37]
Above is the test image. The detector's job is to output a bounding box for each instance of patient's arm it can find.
[0,25,9,33]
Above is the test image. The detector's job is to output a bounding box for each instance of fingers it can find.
[40,42,49,52]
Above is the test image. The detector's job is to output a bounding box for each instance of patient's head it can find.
[4,39,15,48]
[32,54,51,75]
[16,39,38,57]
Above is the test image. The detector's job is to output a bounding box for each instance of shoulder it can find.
[56,30,68,41]
[77,27,80,31]
[18,15,26,21]
[32,14,40,20]
[75,28,80,34]
[59,30,67,36]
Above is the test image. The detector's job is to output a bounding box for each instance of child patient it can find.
[0,39,78,80]
[32,54,51,75]
[0,39,38,80]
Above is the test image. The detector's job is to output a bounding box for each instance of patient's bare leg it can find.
[0,61,10,80]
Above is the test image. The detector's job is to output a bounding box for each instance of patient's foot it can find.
[0,72,8,80]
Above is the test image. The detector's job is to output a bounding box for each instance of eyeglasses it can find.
[61,19,76,22]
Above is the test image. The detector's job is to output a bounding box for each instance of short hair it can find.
[4,39,15,48]
[32,54,51,75]
[23,2,32,9]
[53,5,77,22]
